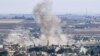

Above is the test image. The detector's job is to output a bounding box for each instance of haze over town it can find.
[0,0,100,14]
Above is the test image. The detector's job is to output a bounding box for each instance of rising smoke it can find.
[4,0,72,47]
[34,0,69,46]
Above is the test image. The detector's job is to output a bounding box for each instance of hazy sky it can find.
[0,0,100,14]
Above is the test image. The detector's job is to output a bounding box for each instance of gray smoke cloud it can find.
[34,0,69,46]
[4,0,73,47]
[4,28,35,47]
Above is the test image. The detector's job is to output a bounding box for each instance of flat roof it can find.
[0,19,24,23]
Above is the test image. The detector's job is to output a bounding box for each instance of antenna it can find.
[86,8,88,16]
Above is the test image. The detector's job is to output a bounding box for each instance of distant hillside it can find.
[0,14,100,20]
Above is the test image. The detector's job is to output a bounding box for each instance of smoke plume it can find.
[34,0,69,46]
[4,0,72,47]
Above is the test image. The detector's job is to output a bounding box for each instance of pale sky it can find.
[0,0,100,14]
